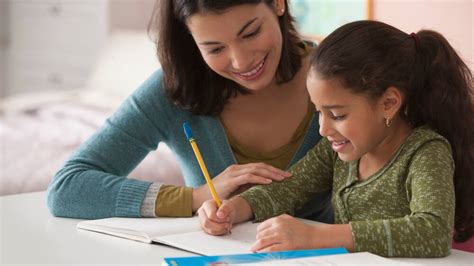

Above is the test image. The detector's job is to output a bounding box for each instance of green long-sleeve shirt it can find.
[240,126,455,257]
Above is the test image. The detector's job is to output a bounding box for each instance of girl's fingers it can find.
[256,218,275,233]
[198,207,229,235]
[254,243,286,253]
[255,225,275,240]
[251,234,281,252]
[200,201,226,222]
[216,201,234,220]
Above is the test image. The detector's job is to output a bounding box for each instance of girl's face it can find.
[186,3,283,91]
[306,73,389,162]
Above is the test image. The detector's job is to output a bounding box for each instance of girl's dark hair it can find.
[149,0,302,116]
[310,20,474,242]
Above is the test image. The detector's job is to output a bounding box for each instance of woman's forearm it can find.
[192,185,210,212]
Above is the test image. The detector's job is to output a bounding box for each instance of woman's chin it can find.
[235,75,276,92]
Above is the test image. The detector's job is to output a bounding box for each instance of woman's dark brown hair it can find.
[310,20,474,242]
[148,0,302,116]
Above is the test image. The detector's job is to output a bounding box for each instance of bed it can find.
[0,31,184,196]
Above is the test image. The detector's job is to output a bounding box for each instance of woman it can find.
[47,0,332,221]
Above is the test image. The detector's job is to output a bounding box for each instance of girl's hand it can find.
[198,199,236,235]
[192,163,291,211]
[250,214,319,252]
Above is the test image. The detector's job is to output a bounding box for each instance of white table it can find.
[0,191,191,265]
[1,192,473,265]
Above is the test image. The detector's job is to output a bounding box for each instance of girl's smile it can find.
[329,139,350,153]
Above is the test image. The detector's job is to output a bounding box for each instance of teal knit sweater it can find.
[46,70,323,219]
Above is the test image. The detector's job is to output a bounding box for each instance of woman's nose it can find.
[230,47,253,71]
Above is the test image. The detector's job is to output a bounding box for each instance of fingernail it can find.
[266,179,272,184]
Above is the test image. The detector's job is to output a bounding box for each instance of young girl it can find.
[198,20,474,257]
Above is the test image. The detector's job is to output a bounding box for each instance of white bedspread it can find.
[1,30,184,195]
[0,90,183,196]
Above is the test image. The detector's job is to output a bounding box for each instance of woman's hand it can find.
[250,214,319,252]
[192,163,291,211]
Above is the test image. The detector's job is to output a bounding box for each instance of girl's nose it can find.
[319,115,333,137]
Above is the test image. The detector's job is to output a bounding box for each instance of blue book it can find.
[163,247,348,266]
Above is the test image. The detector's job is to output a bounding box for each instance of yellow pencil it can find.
[183,123,222,207]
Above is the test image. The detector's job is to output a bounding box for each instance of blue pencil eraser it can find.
[183,123,193,140]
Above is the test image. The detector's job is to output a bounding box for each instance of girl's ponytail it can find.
[407,30,474,242]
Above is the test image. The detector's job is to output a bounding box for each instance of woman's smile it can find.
[233,55,267,81]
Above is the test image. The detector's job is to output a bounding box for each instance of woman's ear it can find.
[380,86,404,119]
[273,0,285,16]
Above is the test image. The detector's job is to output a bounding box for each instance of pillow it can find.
[81,30,160,106]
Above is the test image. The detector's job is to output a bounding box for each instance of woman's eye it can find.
[208,47,224,55]
[243,26,261,38]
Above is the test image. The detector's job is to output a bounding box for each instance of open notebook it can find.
[78,216,299,256]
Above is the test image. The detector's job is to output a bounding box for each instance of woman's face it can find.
[186,3,284,92]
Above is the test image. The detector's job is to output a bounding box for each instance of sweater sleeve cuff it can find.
[140,182,163,217]
[115,178,152,217]
[155,185,193,217]
[240,187,281,222]
[350,220,394,257]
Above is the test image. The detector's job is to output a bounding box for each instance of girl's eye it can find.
[316,109,345,120]
[243,26,261,39]
[332,114,346,121]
